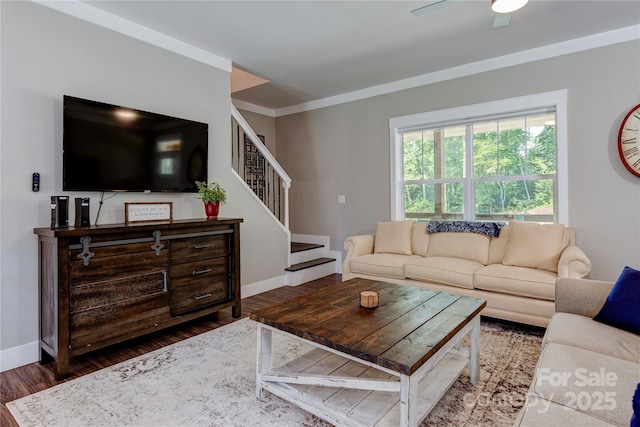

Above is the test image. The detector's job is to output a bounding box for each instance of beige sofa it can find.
[342,220,592,327]
[515,278,640,426]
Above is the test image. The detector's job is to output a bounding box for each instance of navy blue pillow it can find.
[632,382,639,427]
[593,266,640,335]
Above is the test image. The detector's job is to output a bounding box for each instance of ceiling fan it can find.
[410,0,529,29]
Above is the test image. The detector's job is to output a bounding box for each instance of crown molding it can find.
[32,0,638,119]
[232,100,276,118]
[33,0,232,72]
[274,24,640,117]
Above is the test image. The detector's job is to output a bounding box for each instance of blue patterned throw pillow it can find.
[593,266,640,335]
[426,220,505,237]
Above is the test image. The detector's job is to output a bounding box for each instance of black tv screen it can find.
[63,96,208,192]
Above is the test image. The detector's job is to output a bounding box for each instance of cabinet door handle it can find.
[162,271,168,292]
[194,293,212,301]
[192,268,212,276]
[193,244,213,249]
[78,236,95,266]
[151,230,164,256]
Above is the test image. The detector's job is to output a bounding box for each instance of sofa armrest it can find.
[557,245,592,278]
[555,277,613,317]
[342,234,374,280]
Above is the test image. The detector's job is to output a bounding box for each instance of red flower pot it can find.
[204,201,220,219]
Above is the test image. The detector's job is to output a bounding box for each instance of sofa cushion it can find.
[411,221,429,257]
[544,313,640,363]
[404,257,483,289]
[515,399,619,426]
[426,232,490,265]
[474,264,556,301]
[502,221,569,273]
[530,343,638,427]
[374,221,413,255]
[593,266,640,335]
[350,253,422,279]
[488,225,510,265]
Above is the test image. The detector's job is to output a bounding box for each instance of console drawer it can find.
[70,271,167,313]
[170,235,228,262]
[70,271,170,350]
[70,242,169,285]
[169,257,228,281]
[170,278,229,316]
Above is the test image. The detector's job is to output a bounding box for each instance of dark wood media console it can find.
[34,218,242,379]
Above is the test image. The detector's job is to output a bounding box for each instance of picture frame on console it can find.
[124,202,173,223]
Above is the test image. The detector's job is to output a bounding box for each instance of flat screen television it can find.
[63,95,208,193]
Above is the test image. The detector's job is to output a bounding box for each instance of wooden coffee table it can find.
[249,278,486,427]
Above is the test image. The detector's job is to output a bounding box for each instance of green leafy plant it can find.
[195,181,227,205]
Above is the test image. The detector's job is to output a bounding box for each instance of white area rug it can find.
[7,318,543,426]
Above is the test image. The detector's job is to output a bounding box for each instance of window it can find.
[390,91,568,224]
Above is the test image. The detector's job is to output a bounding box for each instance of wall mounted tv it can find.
[63,95,208,193]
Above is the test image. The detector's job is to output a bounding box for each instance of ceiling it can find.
[81,1,640,112]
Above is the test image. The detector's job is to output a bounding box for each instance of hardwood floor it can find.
[0,274,342,427]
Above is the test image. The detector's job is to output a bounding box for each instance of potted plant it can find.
[196,181,227,219]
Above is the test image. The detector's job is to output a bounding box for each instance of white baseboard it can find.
[241,275,286,298]
[329,249,343,274]
[1,341,39,372]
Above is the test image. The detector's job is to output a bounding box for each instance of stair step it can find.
[285,257,336,272]
[291,242,324,253]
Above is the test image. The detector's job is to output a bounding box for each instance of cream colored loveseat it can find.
[342,220,592,327]
[515,278,640,426]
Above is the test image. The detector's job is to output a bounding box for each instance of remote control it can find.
[32,172,40,192]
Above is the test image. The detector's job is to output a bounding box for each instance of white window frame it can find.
[389,90,568,224]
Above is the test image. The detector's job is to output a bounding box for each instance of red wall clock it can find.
[618,103,640,178]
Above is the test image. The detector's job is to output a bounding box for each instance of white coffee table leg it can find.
[470,315,481,384]
[400,373,423,427]
[400,374,409,427]
[256,324,272,399]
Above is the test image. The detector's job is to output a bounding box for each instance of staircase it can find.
[231,105,290,230]
[286,236,337,286]
[231,106,338,287]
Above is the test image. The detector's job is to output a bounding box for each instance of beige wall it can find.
[0,2,288,360]
[276,40,640,281]
[237,108,277,156]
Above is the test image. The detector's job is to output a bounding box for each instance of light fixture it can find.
[491,0,528,14]
[114,108,138,121]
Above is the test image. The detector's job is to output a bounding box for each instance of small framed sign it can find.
[125,202,173,224]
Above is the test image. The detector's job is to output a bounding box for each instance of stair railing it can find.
[231,105,291,230]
